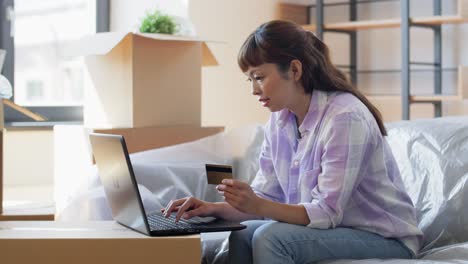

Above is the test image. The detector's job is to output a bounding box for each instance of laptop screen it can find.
[89,133,151,235]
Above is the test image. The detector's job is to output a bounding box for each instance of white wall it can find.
[110,0,189,32]
[188,0,282,129]
[4,129,54,187]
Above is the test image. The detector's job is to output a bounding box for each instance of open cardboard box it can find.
[74,32,218,129]
[0,221,201,264]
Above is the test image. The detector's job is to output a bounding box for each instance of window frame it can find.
[0,0,110,125]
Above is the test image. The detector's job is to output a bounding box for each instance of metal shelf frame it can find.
[308,0,399,8]
[312,0,446,120]
[338,67,457,74]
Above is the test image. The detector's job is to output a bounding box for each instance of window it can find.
[0,0,109,124]
[26,79,44,101]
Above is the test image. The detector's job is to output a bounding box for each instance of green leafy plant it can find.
[140,10,178,35]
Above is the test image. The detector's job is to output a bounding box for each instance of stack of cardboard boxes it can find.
[0,32,222,263]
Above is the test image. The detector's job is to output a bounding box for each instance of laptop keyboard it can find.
[147,212,203,231]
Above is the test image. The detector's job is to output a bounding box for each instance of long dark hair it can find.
[238,20,387,136]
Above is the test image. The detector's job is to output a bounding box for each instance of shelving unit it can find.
[2,99,47,121]
[303,14,468,31]
[298,0,468,120]
[0,99,51,220]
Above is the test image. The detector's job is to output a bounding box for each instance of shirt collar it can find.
[277,89,329,133]
[299,89,329,134]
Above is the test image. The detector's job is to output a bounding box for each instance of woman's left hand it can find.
[217,179,263,215]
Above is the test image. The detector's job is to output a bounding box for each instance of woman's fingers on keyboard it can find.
[164,197,193,217]
[161,206,181,214]
[175,198,197,222]
[183,207,204,219]
[164,198,188,217]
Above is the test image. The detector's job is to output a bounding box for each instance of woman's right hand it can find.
[161,197,216,222]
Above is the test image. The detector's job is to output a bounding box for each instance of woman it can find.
[162,20,423,263]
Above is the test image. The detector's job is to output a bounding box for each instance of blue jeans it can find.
[228,220,412,264]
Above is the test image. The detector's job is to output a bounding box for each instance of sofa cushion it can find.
[386,116,468,250]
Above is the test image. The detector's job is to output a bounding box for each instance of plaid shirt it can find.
[251,89,423,256]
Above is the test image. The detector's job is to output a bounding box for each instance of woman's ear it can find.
[289,59,303,82]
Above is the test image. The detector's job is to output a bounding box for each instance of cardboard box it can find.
[93,125,224,154]
[77,32,218,128]
[0,221,201,264]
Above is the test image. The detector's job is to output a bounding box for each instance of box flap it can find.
[202,42,218,66]
[135,32,206,42]
[73,32,132,57]
[72,32,218,66]
[135,33,218,66]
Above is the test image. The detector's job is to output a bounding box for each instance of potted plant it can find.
[139,9,178,35]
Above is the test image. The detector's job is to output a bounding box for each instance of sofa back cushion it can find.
[386,116,468,249]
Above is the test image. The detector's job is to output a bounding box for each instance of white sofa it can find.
[56,116,468,263]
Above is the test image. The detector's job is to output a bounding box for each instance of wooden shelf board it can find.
[302,16,468,31]
[410,95,461,102]
[412,16,468,25]
[0,205,54,220]
[367,95,401,100]
[0,213,54,221]
[327,19,401,30]
[413,15,468,25]
[1,193,55,221]
[2,99,47,121]
[366,95,462,102]
[366,65,467,103]
[302,24,317,32]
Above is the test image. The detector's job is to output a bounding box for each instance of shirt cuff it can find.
[253,189,280,203]
[299,200,332,229]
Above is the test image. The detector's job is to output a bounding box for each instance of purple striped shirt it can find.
[251,89,423,256]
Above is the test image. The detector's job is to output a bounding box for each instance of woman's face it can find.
[245,63,296,112]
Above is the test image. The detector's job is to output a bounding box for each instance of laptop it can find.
[89,133,246,236]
